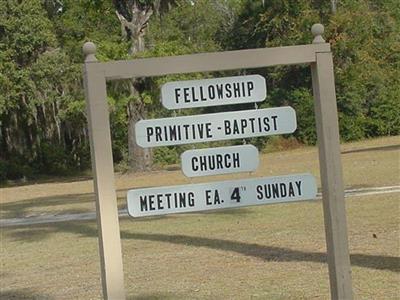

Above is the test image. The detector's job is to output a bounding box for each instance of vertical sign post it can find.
[83,42,126,300]
[82,24,352,300]
[311,24,353,300]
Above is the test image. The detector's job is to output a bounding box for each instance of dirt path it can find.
[1,185,398,227]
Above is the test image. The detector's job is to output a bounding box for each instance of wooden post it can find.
[310,24,353,300]
[83,42,126,300]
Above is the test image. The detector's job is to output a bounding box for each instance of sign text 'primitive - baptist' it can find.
[135,106,296,147]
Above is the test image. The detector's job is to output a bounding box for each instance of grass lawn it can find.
[1,136,399,299]
[1,136,399,219]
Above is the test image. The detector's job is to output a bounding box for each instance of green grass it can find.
[1,194,399,299]
[1,136,399,219]
[1,136,399,299]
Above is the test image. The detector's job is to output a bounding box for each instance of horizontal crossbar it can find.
[86,43,330,80]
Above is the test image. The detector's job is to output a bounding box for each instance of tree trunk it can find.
[127,98,152,171]
[115,1,156,171]
[331,0,338,14]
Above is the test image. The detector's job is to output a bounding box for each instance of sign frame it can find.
[83,24,352,300]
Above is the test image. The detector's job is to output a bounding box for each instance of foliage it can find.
[0,0,398,181]
[288,88,317,144]
[226,0,399,143]
[328,0,400,140]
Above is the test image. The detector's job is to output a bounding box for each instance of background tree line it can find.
[0,0,398,181]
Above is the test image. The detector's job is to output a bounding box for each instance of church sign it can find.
[83,24,353,300]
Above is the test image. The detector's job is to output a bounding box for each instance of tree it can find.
[0,0,85,178]
[112,0,233,170]
[223,0,400,143]
[112,0,163,171]
[1,0,398,181]
[331,0,338,14]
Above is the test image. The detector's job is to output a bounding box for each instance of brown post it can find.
[311,24,353,300]
[83,42,126,300]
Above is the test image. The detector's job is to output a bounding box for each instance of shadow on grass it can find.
[202,207,253,216]
[0,193,96,219]
[0,187,133,219]
[119,232,400,273]
[127,292,183,300]
[0,174,93,189]
[0,288,53,299]
[6,222,98,242]
[4,221,399,273]
[341,144,400,154]
[7,227,57,242]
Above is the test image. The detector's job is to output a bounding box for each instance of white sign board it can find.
[135,106,296,148]
[127,173,317,217]
[161,75,266,109]
[181,145,259,177]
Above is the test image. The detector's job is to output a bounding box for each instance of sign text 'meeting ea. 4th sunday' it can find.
[127,173,317,217]
[135,106,296,148]
[161,75,266,110]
